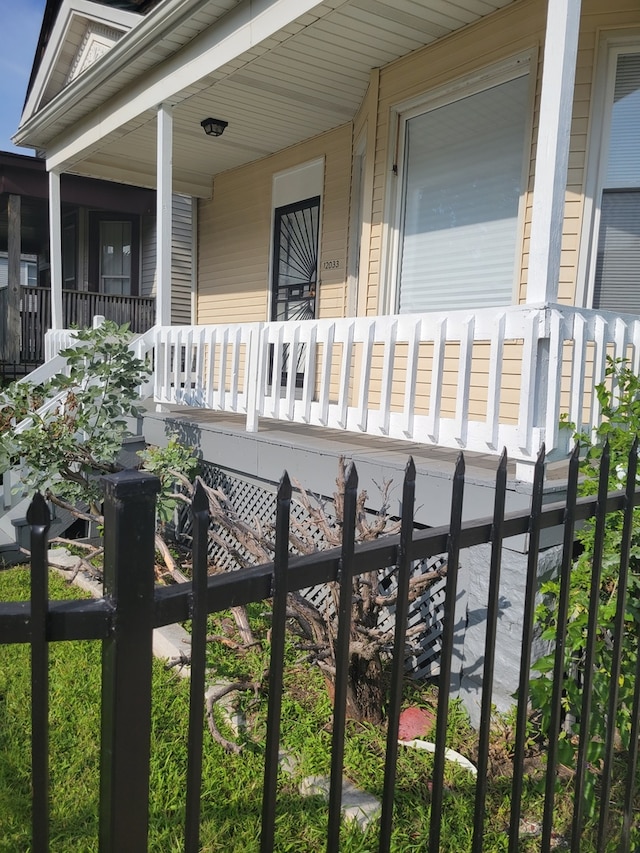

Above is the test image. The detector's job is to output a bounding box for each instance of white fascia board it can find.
[21,0,142,125]
[29,0,327,171]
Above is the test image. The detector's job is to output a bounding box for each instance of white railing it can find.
[41,303,640,466]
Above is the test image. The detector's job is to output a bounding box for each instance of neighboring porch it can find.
[0,285,154,374]
[0,151,159,379]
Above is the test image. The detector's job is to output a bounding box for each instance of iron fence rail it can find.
[0,446,639,852]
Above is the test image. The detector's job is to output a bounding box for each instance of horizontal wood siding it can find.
[197,125,352,325]
[141,214,156,298]
[171,194,193,325]
[140,194,193,324]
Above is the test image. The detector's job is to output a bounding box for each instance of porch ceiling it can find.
[17,0,520,197]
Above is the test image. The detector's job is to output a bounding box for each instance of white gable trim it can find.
[22,0,141,125]
[67,22,125,84]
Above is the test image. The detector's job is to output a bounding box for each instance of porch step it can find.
[0,495,77,565]
[0,360,42,383]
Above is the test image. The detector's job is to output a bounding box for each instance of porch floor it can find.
[141,405,569,531]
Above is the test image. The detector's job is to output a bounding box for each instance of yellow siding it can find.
[194,0,639,432]
[197,124,352,325]
[196,0,640,325]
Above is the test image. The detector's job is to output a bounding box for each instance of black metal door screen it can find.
[270,196,320,386]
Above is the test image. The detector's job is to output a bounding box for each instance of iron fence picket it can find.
[541,441,581,852]
[571,442,611,850]
[597,438,638,848]
[509,444,546,851]
[260,472,292,853]
[428,452,465,853]
[622,621,640,848]
[327,463,358,853]
[379,457,416,853]
[471,448,508,853]
[184,481,211,853]
[27,493,51,853]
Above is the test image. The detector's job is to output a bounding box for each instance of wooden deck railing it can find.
[3,287,155,365]
[43,303,640,466]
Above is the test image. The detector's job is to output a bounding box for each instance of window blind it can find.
[398,73,529,314]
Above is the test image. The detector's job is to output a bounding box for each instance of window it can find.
[591,51,640,313]
[63,220,77,290]
[0,254,37,288]
[88,213,139,295]
[100,221,132,295]
[395,69,530,313]
[24,259,37,287]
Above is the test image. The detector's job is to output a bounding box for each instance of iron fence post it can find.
[99,470,160,853]
[28,493,51,853]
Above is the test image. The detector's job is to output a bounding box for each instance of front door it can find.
[270,196,320,386]
[88,213,139,296]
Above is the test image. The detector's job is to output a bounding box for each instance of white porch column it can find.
[526,0,582,304]
[48,169,63,329]
[156,103,173,327]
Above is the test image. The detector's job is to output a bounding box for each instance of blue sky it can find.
[0,0,47,154]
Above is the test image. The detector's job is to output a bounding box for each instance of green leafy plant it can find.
[0,322,198,580]
[0,322,149,514]
[138,436,199,523]
[531,356,640,816]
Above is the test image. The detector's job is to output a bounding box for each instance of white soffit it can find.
[21,0,520,189]
[21,0,142,123]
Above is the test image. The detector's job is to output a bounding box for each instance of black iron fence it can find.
[1,446,639,852]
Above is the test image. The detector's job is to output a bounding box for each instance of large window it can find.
[396,71,530,313]
[592,51,640,313]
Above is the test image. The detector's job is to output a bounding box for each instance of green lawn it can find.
[0,568,635,852]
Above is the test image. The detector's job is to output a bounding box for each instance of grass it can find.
[0,568,637,852]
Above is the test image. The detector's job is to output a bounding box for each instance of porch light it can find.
[200,117,228,137]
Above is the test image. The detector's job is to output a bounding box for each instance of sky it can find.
[0,0,47,154]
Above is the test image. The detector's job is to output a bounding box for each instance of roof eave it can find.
[15,0,211,149]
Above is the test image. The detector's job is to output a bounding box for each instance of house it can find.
[9,0,640,714]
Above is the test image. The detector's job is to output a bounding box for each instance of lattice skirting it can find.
[177,463,446,679]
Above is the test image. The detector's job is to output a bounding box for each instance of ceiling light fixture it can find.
[200,117,228,137]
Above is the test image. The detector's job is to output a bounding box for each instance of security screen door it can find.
[270,196,320,386]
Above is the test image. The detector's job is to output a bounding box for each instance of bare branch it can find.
[154,533,189,584]
[45,490,103,525]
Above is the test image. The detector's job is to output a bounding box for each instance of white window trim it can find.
[379,51,535,316]
[577,31,640,310]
